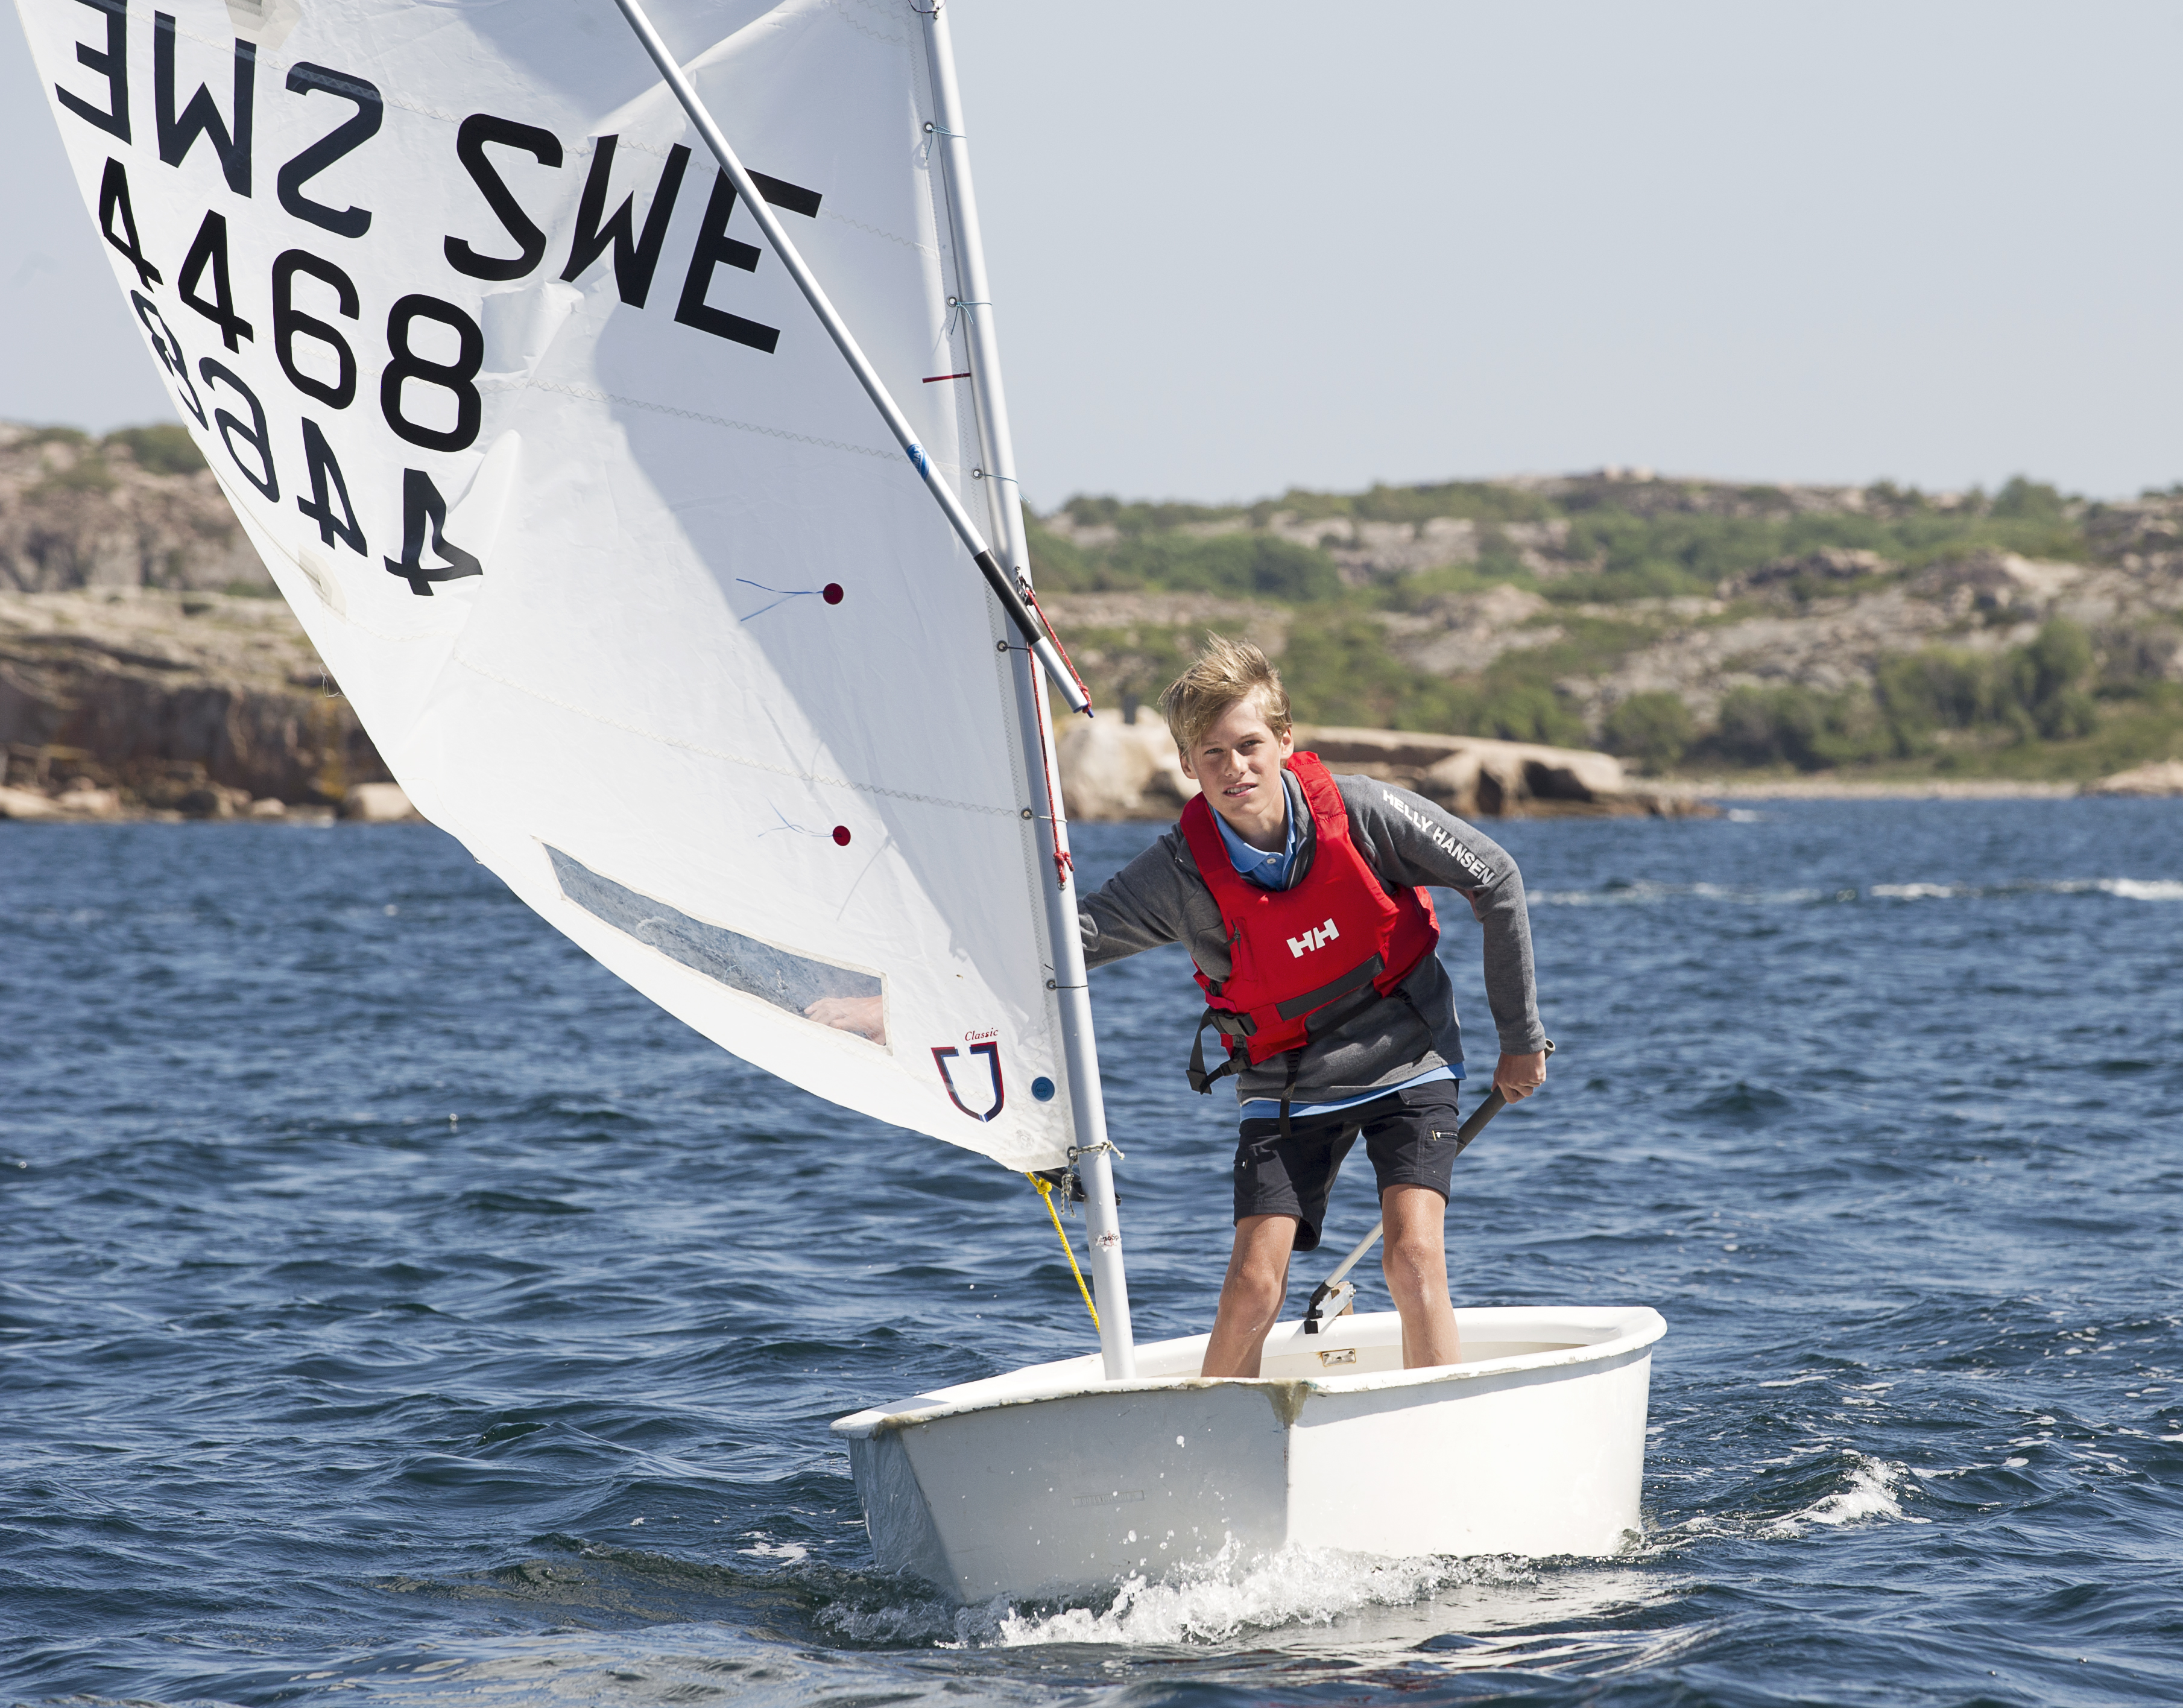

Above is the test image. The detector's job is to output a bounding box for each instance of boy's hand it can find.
[1494,1050,1547,1102]
[804,995,886,1045]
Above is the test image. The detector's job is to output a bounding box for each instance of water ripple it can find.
[2,802,2180,1706]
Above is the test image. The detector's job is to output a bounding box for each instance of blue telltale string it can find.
[758,805,830,840]
[736,578,817,622]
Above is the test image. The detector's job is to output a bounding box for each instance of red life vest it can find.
[1179,751,1439,1093]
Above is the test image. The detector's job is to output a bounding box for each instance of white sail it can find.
[19,0,1082,1169]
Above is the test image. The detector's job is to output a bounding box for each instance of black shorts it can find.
[1233,1080,1464,1252]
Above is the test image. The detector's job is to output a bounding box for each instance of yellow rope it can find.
[1026,1173,1099,1329]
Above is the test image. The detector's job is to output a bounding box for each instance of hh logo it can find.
[1287,917,1340,958]
[932,1040,1005,1122]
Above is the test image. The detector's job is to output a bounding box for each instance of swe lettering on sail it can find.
[55,2,823,363]
[52,1,828,598]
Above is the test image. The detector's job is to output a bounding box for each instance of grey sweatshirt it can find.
[1078,769,1546,1111]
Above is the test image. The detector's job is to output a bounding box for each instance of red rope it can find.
[1016,583,1085,890]
[1023,585,1092,709]
[1026,657,1072,890]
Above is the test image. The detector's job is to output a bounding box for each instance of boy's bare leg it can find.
[1200,1214,1298,1377]
[1381,1183,1461,1368]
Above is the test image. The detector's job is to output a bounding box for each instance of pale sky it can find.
[8,1,2182,505]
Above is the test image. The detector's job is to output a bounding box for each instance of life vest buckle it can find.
[1186,1006,1247,1095]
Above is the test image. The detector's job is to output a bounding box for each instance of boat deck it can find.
[835,1305,1661,1435]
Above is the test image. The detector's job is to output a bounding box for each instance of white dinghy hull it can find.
[833,1305,1664,1601]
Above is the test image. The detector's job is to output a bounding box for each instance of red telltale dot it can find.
[832,825,851,846]
[821,583,844,605]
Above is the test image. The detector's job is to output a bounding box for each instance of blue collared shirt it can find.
[1212,776,1303,890]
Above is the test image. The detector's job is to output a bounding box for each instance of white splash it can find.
[993,1540,1502,1646]
[818,1541,1542,1649]
[1532,882,1833,908]
[1869,878,2183,903]
[2097,878,2183,901]
[1767,1455,1924,1536]
[820,1549,1681,1659]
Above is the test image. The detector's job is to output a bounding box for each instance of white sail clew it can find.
[20,0,1082,1169]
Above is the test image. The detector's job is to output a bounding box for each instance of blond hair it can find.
[1159,634,1292,755]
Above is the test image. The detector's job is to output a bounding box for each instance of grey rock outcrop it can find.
[340,782,423,822]
[1722,546,1891,595]
[1056,716,1709,821]
[1,588,388,810]
[0,425,265,593]
[1295,726,1709,819]
[1261,514,1483,585]
[1570,549,2183,730]
[2086,760,2183,796]
[1380,584,1559,677]
[1057,718,1200,821]
[0,783,64,818]
[1040,510,1490,587]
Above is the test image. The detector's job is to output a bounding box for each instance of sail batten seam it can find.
[495,376,900,461]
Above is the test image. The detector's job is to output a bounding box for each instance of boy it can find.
[1079,637,1547,1377]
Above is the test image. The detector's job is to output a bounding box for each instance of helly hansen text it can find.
[1288,919,1340,957]
[1380,790,1496,885]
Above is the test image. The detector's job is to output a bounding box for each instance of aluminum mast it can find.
[921,2,1136,1381]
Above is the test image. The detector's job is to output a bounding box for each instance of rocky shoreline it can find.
[1670,777,2079,801]
[0,586,403,820]
[0,422,265,595]
[4,581,2172,827]
[1058,717,1718,821]
[1660,759,2183,801]
[0,777,417,822]
[7,414,2179,825]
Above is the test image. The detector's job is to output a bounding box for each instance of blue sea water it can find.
[3,800,2180,1706]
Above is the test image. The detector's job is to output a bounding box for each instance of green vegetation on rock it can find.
[15,423,206,502]
[31,456,118,496]
[1032,470,2183,780]
[103,424,207,476]
[1600,692,1696,771]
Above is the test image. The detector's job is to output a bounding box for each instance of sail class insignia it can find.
[932,1040,1003,1121]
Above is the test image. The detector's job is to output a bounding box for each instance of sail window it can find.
[547,846,883,1031]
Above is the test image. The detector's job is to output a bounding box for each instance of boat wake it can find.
[994,1542,1518,1646]
[821,1540,1541,1649]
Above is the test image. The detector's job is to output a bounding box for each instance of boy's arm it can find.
[1342,779,1547,1079]
[1078,834,1196,968]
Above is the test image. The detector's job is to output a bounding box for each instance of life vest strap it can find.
[1273,952,1386,1023]
[1187,1007,1246,1095]
[1193,958,1431,1102]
